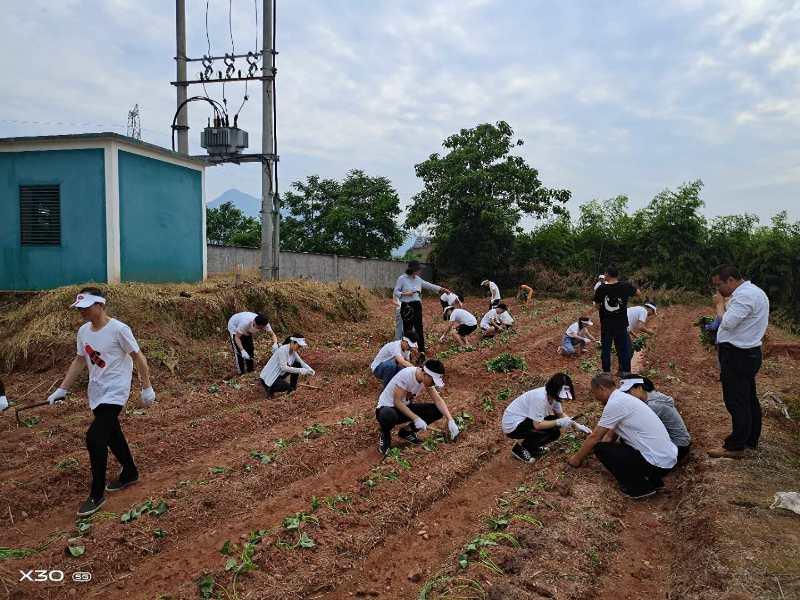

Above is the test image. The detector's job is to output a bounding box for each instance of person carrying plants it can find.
[501,373,589,463]
[619,375,691,462]
[370,333,419,389]
[227,311,279,375]
[440,305,478,347]
[707,265,769,459]
[47,287,156,517]
[481,279,502,310]
[567,373,677,499]
[557,316,595,356]
[480,303,514,338]
[259,335,315,399]
[592,266,640,375]
[375,359,459,456]
[393,260,451,355]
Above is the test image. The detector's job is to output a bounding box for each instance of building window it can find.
[20,184,61,246]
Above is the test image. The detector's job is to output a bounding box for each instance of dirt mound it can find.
[0,279,369,372]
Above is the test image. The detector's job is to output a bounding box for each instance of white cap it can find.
[645,303,657,314]
[582,320,594,327]
[618,377,645,392]
[598,274,606,279]
[289,336,308,347]
[480,280,489,286]
[402,336,418,349]
[70,293,106,308]
[423,365,445,388]
[558,385,573,400]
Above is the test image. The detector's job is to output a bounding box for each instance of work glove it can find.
[413,417,427,432]
[555,417,574,430]
[271,343,280,352]
[48,388,67,405]
[240,350,251,361]
[573,422,592,434]
[0,396,8,412]
[447,419,460,441]
[140,386,156,407]
[302,367,315,376]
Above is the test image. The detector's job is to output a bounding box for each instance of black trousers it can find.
[230,333,255,374]
[594,441,670,494]
[600,321,631,374]
[506,416,560,452]
[375,403,443,438]
[401,301,426,353]
[86,404,137,501]
[718,343,763,450]
[261,361,301,395]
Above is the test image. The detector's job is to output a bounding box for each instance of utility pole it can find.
[175,0,189,154]
[260,0,277,280]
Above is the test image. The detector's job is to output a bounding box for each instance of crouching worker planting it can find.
[375,359,460,456]
[260,335,315,399]
[370,333,419,389]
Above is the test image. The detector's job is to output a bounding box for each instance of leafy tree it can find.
[206,201,261,248]
[280,170,405,259]
[406,121,571,282]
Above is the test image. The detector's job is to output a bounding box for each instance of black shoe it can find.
[398,427,422,445]
[620,487,656,500]
[77,496,106,517]
[106,473,139,492]
[378,432,391,456]
[511,443,535,464]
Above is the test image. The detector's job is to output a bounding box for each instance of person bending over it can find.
[370,333,419,389]
[518,284,534,305]
[481,279,502,310]
[440,306,478,348]
[440,290,463,311]
[227,311,278,374]
[557,317,595,356]
[260,335,315,398]
[480,303,514,338]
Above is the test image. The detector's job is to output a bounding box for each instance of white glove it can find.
[240,350,251,361]
[573,422,592,434]
[448,419,460,441]
[555,417,574,430]
[271,343,280,352]
[413,417,427,432]
[48,388,67,405]
[140,386,156,406]
[0,396,8,412]
[303,367,315,376]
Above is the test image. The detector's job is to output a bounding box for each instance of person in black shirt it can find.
[593,266,640,374]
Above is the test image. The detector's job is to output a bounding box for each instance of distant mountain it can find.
[207,189,262,219]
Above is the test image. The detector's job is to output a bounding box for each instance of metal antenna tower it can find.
[126,104,142,140]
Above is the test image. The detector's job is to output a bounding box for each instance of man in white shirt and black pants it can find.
[708,265,769,459]
[227,312,278,374]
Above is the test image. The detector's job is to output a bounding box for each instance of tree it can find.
[406,121,571,282]
[206,201,261,248]
[280,170,405,259]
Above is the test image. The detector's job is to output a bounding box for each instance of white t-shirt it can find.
[717,281,769,348]
[376,366,426,409]
[501,387,562,434]
[259,344,311,386]
[76,318,140,410]
[593,280,604,291]
[449,308,477,326]
[440,292,459,306]
[487,281,501,301]
[565,321,587,339]
[480,309,514,330]
[627,306,648,333]
[370,340,411,371]
[227,312,273,336]
[597,390,677,469]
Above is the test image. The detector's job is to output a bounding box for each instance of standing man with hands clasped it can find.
[48,288,155,517]
[593,266,640,375]
[708,265,769,459]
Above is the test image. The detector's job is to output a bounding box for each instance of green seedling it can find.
[496,388,511,403]
[422,431,446,452]
[631,335,649,353]
[458,532,520,574]
[274,438,290,449]
[197,575,215,600]
[310,496,321,512]
[336,416,357,426]
[282,512,319,531]
[209,466,227,475]
[153,528,167,539]
[386,447,411,470]
[22,416,40,428]
[302,423,328,439]
[224,379,242,390]
[486,352,527,373]
[250,450,274,464]
[324,494,351,513]
[383,470,399,481]
[120,499,168,523]
[75,520,92,535]
[454,411,474,432]
[207,384,220,394]
[66,545,85,558]
[56,457,79,471]
[481,395,495,412]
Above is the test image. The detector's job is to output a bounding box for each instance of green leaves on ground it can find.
[302,423,328,439]
[336,416,357,426]
[66,544,85,557]
[386,447,411,470]
[457,532,520,573]
[250,450,274,464]
[56,457,79,471]
[120,499,168,523]
[486,352,527,373]
[197,574,216,599]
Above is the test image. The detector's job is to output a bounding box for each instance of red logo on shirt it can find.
[85,344,106,368]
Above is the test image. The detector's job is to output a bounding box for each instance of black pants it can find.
[594,441,670,494]
[86,404,137,501]
[401,301,426,353]
[230,334,255,374]
[718,343,763,450]
[600,321,631,374]
[261,361,301,396]
[677,443,691,462]
[506,416,560,452]
[376,403,443,439]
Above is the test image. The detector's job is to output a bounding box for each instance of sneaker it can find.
[620,487,656,500]
[707,448,745,459]
[511,443,535,464]
[398,427,422,445]
[77,496,106,517]
[378,432,391,457]
[106,473,139,492]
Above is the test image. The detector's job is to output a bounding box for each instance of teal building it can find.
[0,133,206,290]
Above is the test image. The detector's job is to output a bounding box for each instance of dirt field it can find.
[1,288,798,599]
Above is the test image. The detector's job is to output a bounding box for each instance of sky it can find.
[2,0,799,231]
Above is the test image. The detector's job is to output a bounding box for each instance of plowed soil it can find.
[1,293,798,600]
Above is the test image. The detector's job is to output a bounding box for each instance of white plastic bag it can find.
[770,492,800,515]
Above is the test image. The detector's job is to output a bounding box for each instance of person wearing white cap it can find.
[481,280,502,310]
[567,373,677,499]
[557,316,595,356]
[227,311,279,375]
[440,306,479,347]
[259,335,315,399]
[47,287,155,517]
[501,373,590,463]
[370,333,419,389]
[593,274,606,292]
[375,359,459,455]
[480,303,514,338]
[627,303,657,336]
[0,379,8,412]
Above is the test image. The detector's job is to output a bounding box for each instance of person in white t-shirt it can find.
[375,359,459,455]
[439,290,463,311]
[593,274,606,292]
[501,373,590,463]
[370,333,419,388]
[480,303,514,338]
[259,335,315,399]
[227,311,279,375]
[627,303,657,335]
[0,379,8,412]
[481,280,501,310]
[557,317,595,356]
[47,288,155,517]
[567,373,677,499]
[440,306,478,347]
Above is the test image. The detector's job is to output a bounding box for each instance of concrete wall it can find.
[207,245,433,289]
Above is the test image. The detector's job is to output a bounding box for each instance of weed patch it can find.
[486,352,527,373]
